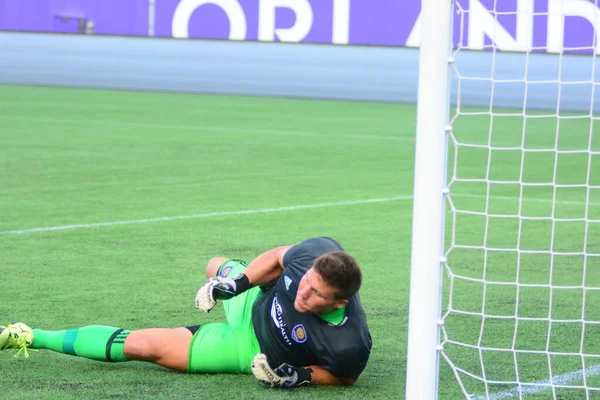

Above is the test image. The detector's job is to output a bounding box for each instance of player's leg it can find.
[123,327,192,371]
[1,322,192,372]
[188,260,261,374]
[206,257,228,279]
[1,323,132,362]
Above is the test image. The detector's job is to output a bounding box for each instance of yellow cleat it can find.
[0,322,34,358]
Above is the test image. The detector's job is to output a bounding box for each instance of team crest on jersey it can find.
[220,265,233,277]
[292,324,307,344]
[284,276,292,290]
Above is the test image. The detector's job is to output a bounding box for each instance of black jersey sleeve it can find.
[320,330,372,378]
[282,237,344,274]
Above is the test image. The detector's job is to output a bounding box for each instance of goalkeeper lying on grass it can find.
[1,237,372,388]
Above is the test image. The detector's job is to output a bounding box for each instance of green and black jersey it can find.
[251,237,372,379]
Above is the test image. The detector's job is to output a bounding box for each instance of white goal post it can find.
[405,0,453,399]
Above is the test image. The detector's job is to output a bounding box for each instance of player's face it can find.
[294,268,348,314]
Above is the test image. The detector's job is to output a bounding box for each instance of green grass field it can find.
[0,84,411,400]
[1,84,599,399]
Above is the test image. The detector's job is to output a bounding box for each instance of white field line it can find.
[3,193,600,236]
[0,196,411,236]
[0,115,412,142]
[472,364,600,400]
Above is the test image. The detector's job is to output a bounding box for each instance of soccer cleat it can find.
[0,322,34,358]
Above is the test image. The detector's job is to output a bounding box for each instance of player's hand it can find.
[251,353,312,388]
[195,273,252,313]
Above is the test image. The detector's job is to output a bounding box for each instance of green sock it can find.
[31,325,130,362]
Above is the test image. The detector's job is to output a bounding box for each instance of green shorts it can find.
[187,259,262,374]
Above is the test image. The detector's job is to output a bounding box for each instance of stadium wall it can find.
[0,32,598,112]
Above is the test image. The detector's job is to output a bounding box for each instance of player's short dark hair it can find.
[313,251,362,300]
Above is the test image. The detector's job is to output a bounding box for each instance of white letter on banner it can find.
[332,0,350,44]
[406,12,421,47]
[548,0,600,54]
[172,0,246,40]
[468,0,533,51]
[258,0,313,42]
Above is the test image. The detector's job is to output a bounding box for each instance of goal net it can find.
[407,0,600,399]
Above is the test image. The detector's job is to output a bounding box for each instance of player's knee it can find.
[123,331,156,360]
[206,257,228,279]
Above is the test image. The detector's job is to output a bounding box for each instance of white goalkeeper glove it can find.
[195,273,252,312]
[251,353,312,388]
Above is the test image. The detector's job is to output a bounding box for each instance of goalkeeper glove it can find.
[195,273,252,312]
[251,353,312,388]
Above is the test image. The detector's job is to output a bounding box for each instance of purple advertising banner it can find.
[0,0,148,36]
[0,0,599,53]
